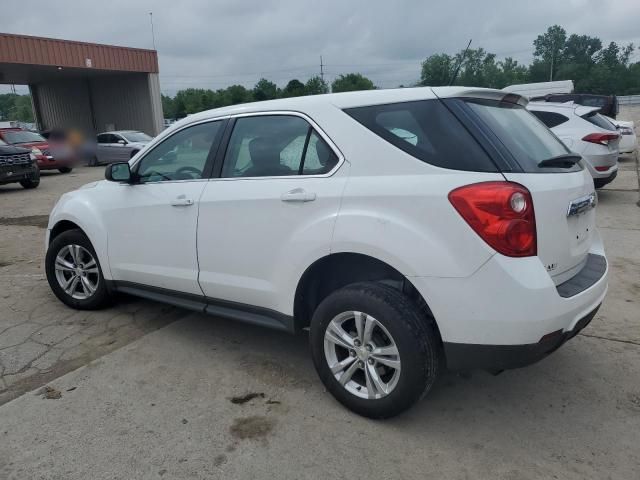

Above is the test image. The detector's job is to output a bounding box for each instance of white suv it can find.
[45,88,608,418]
[527,102,620,188]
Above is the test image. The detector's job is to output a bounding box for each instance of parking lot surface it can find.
[1,160,639,479]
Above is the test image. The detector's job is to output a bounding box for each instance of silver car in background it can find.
[90,130,152,166]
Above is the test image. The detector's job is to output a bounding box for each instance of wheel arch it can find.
[293,252,442,342]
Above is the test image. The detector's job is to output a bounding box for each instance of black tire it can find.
[58,167,73,174]
[309,282,441,419]
[88,156,99,167]
[20,168,40,189]
[45,229,111,310]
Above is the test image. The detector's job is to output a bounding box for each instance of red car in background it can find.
[0,128,75,173]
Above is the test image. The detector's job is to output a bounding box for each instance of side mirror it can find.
[105,162,132,183]
[117,139,127,145]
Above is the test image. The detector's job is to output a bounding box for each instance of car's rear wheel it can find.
[58,167,73,173]
[45,229,111,310]
[310,282,441,418]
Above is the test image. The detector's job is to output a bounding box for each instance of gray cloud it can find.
[1,0,639,95]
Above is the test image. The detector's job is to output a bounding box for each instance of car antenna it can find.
[448,39,472,86]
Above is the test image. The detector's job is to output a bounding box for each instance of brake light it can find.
[582,133,619,145]
[449,182,536,257]
[595,166,610,172]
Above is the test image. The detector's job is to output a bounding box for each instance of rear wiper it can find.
[538,154,582,168]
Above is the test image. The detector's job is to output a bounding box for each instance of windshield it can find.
[121,131,152,143]
[2,130,46,144]
[464,99,581,173]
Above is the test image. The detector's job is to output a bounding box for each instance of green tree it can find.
[253,78,278,101]
[282,79,306,97]
[533,25,568,80]
[419,54,454,86]
[305,76,329,95]
[331,73,375,92]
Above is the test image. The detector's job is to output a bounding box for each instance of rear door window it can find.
[221,115,338,178]
[344,100,497,172]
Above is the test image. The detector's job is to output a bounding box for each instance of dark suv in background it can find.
[0,139,40,189]
[531,93,619,119]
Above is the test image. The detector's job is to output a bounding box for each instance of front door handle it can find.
[280,188,316,202]
[171,195,194,207]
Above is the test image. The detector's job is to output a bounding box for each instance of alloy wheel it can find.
[54,244,100,300]
[323,311,401,399]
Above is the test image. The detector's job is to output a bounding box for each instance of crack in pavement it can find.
[579,332,640,347]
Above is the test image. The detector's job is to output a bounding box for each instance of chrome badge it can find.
[567,192,597,217]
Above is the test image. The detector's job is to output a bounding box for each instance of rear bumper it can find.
[593,169,617,188]
[411,231,608,368]
[443,304,599,371]
[582,152,618,180]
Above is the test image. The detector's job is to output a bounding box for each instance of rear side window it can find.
[222,115,338,178]
[530,110,569,128]
[344,100,497,172]
[464,99,580,173]
[582,112,616,131]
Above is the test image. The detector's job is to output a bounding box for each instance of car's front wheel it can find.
[58,167,73,174]
[45,229,111,309]
[310,282,441,419]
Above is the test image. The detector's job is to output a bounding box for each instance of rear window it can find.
[530,110,569,128]
[582,112,617,131]
[464,99,580,173]
[344,100,498,172]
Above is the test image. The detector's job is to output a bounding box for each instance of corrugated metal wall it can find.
[0,33,158,73]
[33,79,95,134]
[33,74,164,136]
[90,74,158,135]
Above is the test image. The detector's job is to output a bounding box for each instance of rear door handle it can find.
[280,188,316,202]
[171,195,194,207]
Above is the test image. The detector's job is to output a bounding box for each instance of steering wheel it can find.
[175,166,202,179]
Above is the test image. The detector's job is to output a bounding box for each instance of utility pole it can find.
[149,12,156,50]
[549,39,554,81]
[320,55,324,83]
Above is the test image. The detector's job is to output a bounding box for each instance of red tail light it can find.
[594,166,611,172]
[448,182,536,257]
[582,133,619,146]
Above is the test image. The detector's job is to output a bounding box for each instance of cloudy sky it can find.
[1,0,639,95]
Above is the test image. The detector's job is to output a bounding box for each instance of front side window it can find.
[221,115,338,178]
[135,121,222,183]
[97,134,110,144]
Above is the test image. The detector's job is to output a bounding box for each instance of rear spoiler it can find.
[431,87,528,107]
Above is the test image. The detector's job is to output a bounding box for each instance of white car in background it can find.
[527,102,620,188]
[604,116,637,157]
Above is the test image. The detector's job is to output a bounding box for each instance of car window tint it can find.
[465,99,580,173]
[136,121,222,183]
[344,100,497,172]
[582,112,617,131]
[530,110,570,128]
[222,115,308,178]
[302,131,338,174]
[97,134,109,144]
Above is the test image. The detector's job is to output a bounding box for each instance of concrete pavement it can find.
[0,161,639,479]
